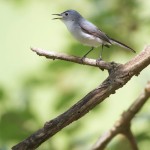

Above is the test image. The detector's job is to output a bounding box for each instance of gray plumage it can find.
[53,10,135,58]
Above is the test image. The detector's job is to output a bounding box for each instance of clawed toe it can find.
[80,56,86,63]
[96,58,102,64]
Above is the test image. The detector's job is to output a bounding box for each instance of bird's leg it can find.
[100,44,103,60]
[81,47,94,60]
[96,45,103,64]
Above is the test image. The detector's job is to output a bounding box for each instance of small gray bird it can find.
[53,9,135,59]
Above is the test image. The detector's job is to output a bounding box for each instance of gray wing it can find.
[79,19,112,44]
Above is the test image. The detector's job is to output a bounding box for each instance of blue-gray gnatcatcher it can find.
[53,9,135,59]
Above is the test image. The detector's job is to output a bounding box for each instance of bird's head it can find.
[52,10,82,22]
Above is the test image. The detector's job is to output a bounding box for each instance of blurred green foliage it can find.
[0,0,150,150]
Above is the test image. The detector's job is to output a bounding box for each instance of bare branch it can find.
[31,47,118,71]
[92,81,150,150]
[12,46,150,150]
[125,128,139,150]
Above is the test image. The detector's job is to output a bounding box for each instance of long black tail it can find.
[110,38,136,53]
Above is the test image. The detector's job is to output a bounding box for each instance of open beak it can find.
[52,14,62,20]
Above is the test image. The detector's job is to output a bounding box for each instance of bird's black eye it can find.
[65,12,68,16]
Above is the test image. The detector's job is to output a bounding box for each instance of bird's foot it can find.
[80,56,86,63]
[96,58,104,71]
[96,57,102,65]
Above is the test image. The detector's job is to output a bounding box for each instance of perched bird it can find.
[53,9,135,59]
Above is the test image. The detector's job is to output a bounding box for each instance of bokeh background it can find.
[0,0,150,150]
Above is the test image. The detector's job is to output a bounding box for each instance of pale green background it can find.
[0,0,150,150]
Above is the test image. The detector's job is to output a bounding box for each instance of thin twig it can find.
[124,128,139,150]
[12,46,150,150]
[92,81,150,150]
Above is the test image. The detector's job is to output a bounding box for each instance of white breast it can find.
[62,20,103,47]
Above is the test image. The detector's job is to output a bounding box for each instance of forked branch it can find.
[92,81,150,150]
